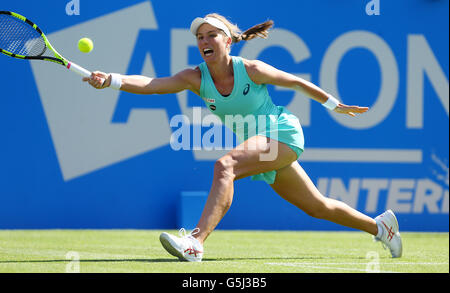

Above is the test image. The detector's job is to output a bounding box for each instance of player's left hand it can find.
[333,104,369,117]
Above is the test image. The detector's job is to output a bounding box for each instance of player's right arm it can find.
[83,68,201,95]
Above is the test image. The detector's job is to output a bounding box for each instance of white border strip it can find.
[301,148,423,163]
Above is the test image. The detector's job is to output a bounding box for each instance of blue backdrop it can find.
[0,0,448,231]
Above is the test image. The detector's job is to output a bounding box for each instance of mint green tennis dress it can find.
[198,56,304,184]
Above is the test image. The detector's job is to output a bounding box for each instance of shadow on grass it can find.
[202,256,368,262]
[0,255,367,264]
[0,258,178,264]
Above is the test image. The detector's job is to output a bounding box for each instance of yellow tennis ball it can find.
[78,37,94,53]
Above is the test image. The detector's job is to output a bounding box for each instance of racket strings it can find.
[0,14,47,57]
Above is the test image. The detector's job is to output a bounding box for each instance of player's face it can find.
[196,23,230,62]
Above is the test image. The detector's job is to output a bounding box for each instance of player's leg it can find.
[269,161,378,235]
[194,135,298,244]
[159,135,297,261]
[269,161,402,257]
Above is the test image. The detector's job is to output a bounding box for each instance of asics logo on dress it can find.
[243,83,250,95]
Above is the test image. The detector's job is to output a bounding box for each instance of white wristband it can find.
[322,94,340,110]
[109,73,122,90]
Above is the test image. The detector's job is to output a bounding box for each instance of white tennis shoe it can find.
[159,228,203,262]
[373,210,403,258]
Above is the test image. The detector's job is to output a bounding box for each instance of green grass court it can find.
[0,230,448,273]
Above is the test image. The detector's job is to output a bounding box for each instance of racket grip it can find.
[67,61,92,78]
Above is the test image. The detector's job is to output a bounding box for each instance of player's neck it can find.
[207,55,233,81]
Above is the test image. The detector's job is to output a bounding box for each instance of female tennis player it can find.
[83,13,402,262]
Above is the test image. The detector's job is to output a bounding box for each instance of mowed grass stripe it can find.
[0,230,447,273]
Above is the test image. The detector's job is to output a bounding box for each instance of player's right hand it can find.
[83,71,110,89]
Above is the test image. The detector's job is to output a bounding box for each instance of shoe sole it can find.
[159,233,185,260]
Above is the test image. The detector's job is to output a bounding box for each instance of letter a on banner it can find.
[366,0,380,16]
[66,0,80,16]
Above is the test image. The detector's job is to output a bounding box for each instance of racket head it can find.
[0,11,67,66]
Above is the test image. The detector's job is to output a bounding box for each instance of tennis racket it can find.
[0,11,93,78]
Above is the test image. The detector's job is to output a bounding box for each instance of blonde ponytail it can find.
[234,20,274,43]
[205,13,274,44]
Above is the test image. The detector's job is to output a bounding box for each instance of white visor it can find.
[190,17,232,38]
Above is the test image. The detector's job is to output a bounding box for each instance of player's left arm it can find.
[245,59,369,117]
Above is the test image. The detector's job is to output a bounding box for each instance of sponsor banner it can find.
[0,0,448,230]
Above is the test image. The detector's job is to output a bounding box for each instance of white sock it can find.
[376,223,384,238]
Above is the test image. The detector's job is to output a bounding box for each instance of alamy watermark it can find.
[365,251,380,273]
[366,0,381,16]
[66,0,80,16]
[170,108,279,161]
[65,251,80,273]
